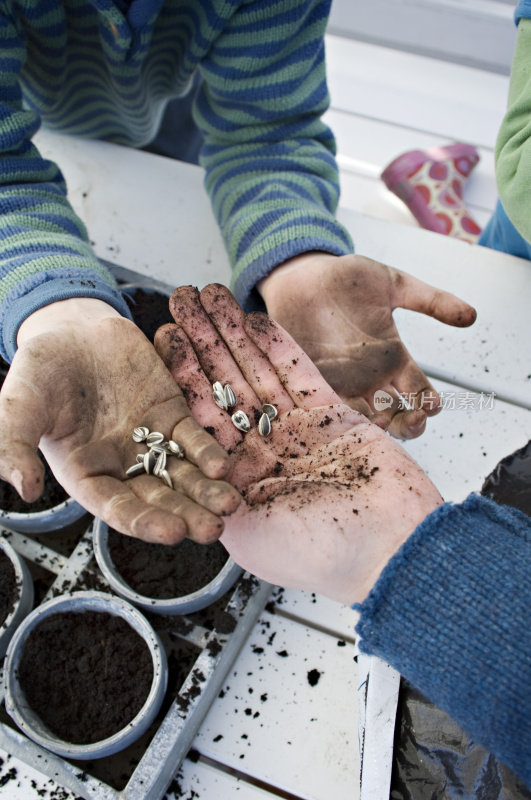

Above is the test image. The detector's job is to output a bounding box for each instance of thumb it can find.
[0,441,45,503]
[391,268,477,328]
[0,374,49,503]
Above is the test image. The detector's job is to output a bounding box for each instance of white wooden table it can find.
[0,121,527,800]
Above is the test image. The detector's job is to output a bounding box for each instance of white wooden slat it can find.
[34,129,232,291]
[192,613,359,800]
[401,379,531,501]
[268,586,358,643]
[326,0,517,74]
[166,756,279,799]
[324,107,499,213]
[0,749,78,799]
[325,34,509,149]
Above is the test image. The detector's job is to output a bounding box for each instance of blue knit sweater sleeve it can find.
[515,1,531,24]
[355,493,531,787]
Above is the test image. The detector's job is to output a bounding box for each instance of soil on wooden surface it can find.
[17,610,154,744]
[0,549,17,626]
[108,529,229,599]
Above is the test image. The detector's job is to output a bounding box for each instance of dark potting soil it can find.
[108,528,229,599]
[481,439,531,517]
[0,549,17,626]
[122,286,173,342]
[17,610,154,744]
[0,454,68,514]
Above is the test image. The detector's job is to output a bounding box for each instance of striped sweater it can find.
[0,0,353,360]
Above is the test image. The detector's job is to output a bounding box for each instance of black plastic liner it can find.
[390,440,531,800]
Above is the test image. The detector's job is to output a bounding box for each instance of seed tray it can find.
[0,521,272,799]
[0,262,272,799]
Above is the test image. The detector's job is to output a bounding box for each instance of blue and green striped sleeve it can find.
[0,7,131,361]
[194,0,354,310]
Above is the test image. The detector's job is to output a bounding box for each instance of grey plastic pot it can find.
[3,591,168,760]
[0,536,34,658]
[0,494,87,535]
[93,519,242,616]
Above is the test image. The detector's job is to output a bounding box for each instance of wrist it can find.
[258,251,337,308]
[17,298,123,346]
[355,493,443,605]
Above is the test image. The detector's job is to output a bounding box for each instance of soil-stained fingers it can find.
[155,322,243,450]
[243,311,352,411]
[198,284,294,415]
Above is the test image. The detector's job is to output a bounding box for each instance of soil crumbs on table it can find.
[18,610,153,744]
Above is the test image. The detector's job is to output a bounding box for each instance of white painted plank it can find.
[325,34,509,148]
[401,379,531,501]
[192,613,359,800]
[268,586,358,643]
[0,749,78,799]
[324,107,498,213]
[34,129,232,292]
[357,655,400,800]
[167,756,278,799]
[327,0,517,74]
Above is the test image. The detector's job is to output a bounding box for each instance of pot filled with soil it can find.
[0,453,87,535]
[0,354,87,534]
[0,536,34,658]
[3,591,167,759]
[121,282,174,342]
[93,520,242,615]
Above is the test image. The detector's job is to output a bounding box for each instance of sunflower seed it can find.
[168,440,185,458]
[149,443,168,455]
[224,383,237,408]
[232,410,250,432]
[153,452,167,476]
[159,469,173,489]
[146,431,165,446]
[136,453,145,463]
[262,403,278,421]
[125,463,145,477]
[143,450,157,474]
[213,382,228,410]
[258,412,271,436]
[132,426,150,443]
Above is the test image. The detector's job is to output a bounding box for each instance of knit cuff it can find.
[231,221,353,312]
[515,1,531,24]
[2,273,133,361]
[355,493,531,786]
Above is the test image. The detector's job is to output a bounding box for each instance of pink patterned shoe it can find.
[381,143,482,243]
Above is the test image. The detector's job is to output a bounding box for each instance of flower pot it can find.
[0,537,34,658]
[0,456,87,535]
[93,519,242,616]
[3,591,168,759]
